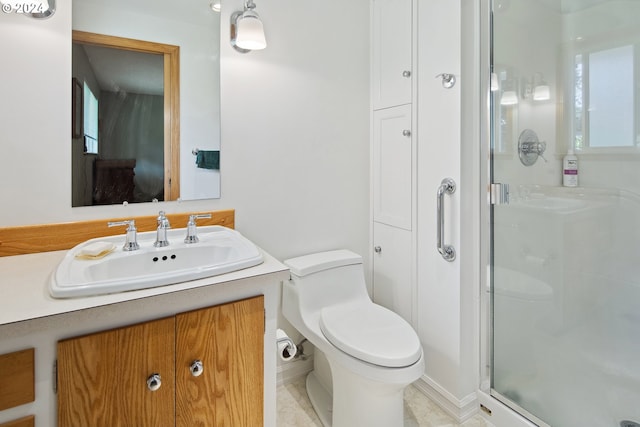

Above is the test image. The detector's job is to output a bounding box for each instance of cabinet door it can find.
[373,104,412,230]
[0,348,34,411]
[372,0,412,109]
[0,416,34,427]
[57,317,175,427]
[176,296,264,427]
[373,222,413,324]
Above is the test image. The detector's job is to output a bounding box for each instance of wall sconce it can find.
[533,77,550,101]
[500,76,519,106]
[491,72,500,92]
[522,72,551,101]
[500,90,519,106]
[230,0,267,53]
[0,0,55,18]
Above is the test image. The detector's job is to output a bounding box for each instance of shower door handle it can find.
[437,178,456,262]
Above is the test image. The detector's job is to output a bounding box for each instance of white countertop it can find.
[0,248,289,326]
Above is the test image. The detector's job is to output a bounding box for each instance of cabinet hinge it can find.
[53,359,58,394]
[490,183,510,205]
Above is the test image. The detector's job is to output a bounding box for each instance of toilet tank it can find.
[283,250,371,311]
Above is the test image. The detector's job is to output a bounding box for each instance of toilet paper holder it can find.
[276,328,297,360]
[277,336,296,357]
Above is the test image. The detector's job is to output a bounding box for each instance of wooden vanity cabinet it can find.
[57,296,264,427]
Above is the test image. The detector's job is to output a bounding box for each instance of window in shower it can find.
[573,44,638,150]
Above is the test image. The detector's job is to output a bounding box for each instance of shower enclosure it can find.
[487,0,640,426]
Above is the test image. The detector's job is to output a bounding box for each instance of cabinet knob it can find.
[374,246,382,253]
[147,373,162,391]
[190,360,204,377]
[402,130,411,137]
[402,70,411,78]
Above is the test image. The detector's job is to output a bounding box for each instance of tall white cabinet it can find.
[370,0,414,325]
[371,0,412,110]
[371,0,478,421]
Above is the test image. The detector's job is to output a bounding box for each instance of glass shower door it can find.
[490,1,640,426]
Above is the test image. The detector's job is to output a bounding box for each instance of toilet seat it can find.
[319,303,422,368]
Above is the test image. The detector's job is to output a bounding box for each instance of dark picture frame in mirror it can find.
[71,77,83,139]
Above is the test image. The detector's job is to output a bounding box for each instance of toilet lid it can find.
[319,303,422,368]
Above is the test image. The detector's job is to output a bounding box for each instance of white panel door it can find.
[373,104,412,230]
[372,221,413,324]
[372,0,412,110]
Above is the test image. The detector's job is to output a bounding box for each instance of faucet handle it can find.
[157,211,171,228]
[184,213,212,244]
[107,220,140,251]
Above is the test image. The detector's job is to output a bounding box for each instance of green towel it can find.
[195,150,220,170]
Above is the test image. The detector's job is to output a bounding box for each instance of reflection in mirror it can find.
[572,44,638,150]
[71,31,179,206]
[492,66,518,154]
[72,0,221,207]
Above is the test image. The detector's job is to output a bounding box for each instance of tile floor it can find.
[277,376,488,427]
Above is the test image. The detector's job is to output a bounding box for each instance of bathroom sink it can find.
[50,226,263,298]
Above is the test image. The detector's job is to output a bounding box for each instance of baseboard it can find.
[413,375,479,422]
[276,355,314,387]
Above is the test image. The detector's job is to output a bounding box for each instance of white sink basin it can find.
[50,226,263,298]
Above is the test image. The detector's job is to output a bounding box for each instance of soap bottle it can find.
[562,147,578,187]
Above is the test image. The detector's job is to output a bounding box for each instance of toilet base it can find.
[306,371,332,427]
[306,357,407,427]
[332,363,405,427]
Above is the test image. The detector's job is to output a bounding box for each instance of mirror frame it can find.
[72,30,181,201]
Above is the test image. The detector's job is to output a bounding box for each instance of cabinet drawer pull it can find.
[146,373,161,391]
[190,360,204,377]
[402,129,411,137]
[374,246,382,254]
[402,70,411,78]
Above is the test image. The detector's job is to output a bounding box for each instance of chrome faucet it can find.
[107,219,140,251]
[154,211,171,247]
[184,213,212,244]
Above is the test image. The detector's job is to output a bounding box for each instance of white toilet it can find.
[282,249,424,427]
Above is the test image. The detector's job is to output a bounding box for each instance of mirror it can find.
[71,0,221,207]
[72,31,179,205]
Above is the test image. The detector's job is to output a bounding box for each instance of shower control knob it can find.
[190,360,204,377]
[146,373,162,391]
[374,246,382,254]
[402,70,411,78]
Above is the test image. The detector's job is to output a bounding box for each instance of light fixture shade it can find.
[236,13,267,50]
[490,73,499,92]
[533,84,550,101]
[500,90,518,105]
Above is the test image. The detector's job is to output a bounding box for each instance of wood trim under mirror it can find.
[72,30,181,201]
[0,209,234,257]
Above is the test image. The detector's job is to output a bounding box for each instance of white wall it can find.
[416,0,477,415]
[0,0,370,265]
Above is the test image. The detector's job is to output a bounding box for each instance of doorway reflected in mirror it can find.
[71,32,179,207]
